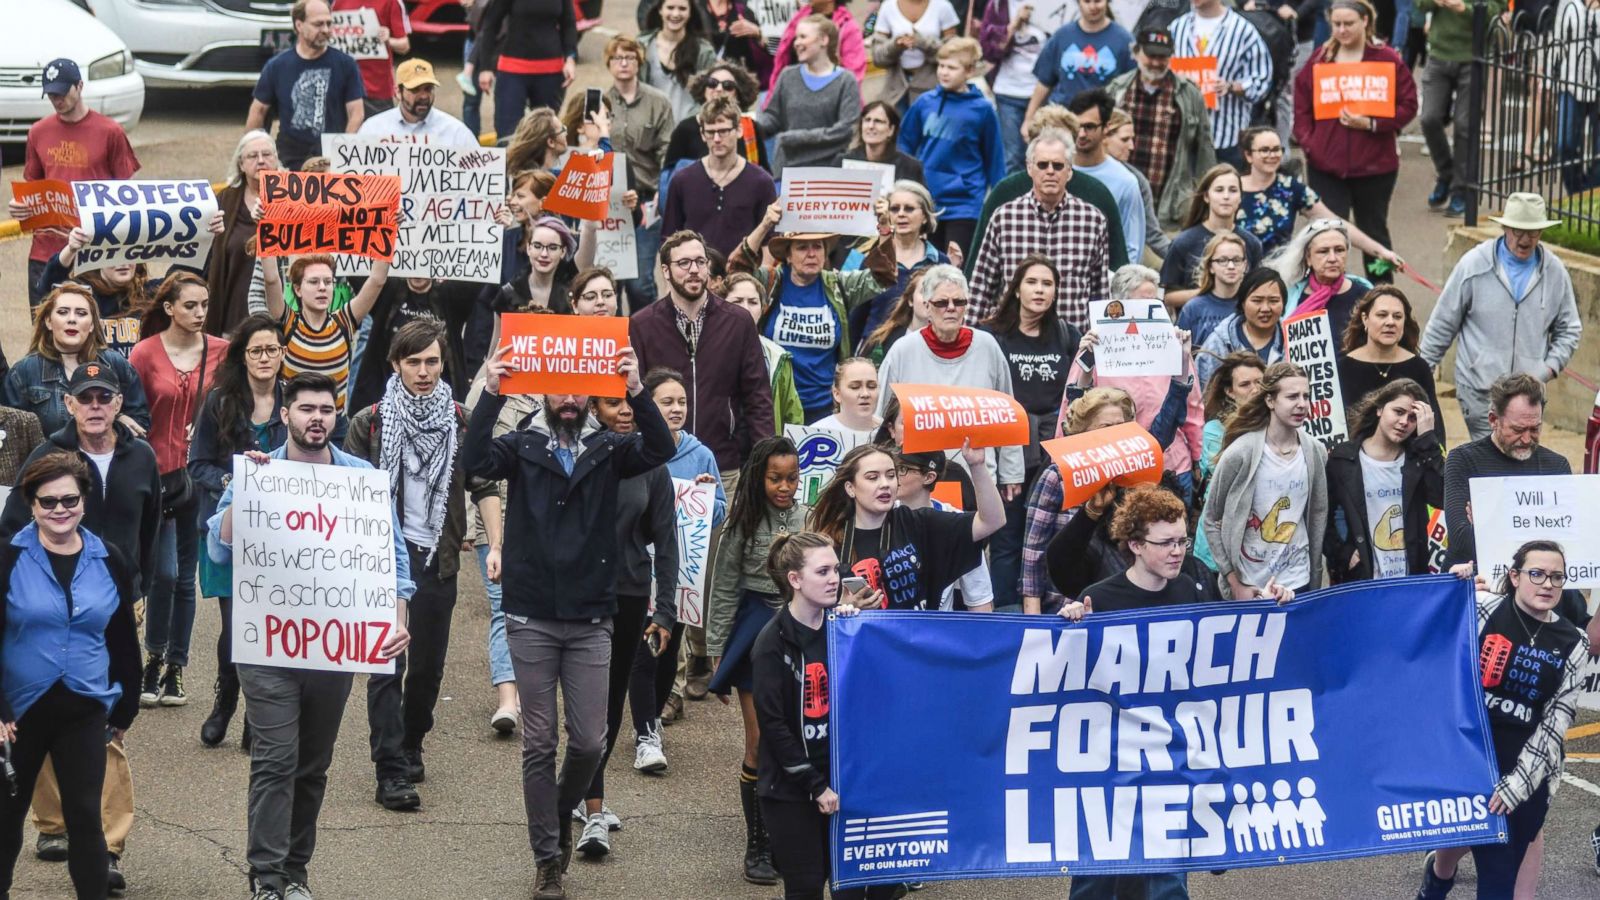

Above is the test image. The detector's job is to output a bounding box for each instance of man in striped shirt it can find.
[1167,0,1273,168]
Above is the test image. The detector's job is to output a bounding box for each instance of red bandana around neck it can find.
[920,325,973,359]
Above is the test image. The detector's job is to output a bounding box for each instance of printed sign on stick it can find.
[777,167,880,237]
[1039,421,1165,509]
[12,180,77,232]
[892,385,1030,453]
[544,151,614,221]
[497,313,630,397]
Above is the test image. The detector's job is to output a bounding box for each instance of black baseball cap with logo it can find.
[67,362,122,397]
[1137,28,1175,57]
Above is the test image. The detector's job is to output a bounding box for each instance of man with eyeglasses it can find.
[1068,88,1145,267]
[1420,193,1582,440]
[968,128,1110,332]
[1106,28,1217,231]
[247,0,366,171]
[661,97,777,258]
[0,363,161,896]
[603,35,676,310]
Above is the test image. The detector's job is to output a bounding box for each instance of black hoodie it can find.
[752,602,832,802]
[0,421,162,598]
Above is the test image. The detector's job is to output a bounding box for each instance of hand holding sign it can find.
[891,385,1029,453]
[1040,421,1165,509]
[1312,62,1396,121]
[11,180,77,233]
[495,313,632,397]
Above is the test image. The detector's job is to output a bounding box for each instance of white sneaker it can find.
[577,813,611,857]
[489,706,517,735]
[633,729,668,774]
[285,883,314,900]
[569,804,622,831]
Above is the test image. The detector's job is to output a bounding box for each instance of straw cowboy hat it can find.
[1487,193,1562,230]
[767,231,838,259]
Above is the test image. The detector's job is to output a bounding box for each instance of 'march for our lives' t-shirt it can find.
[843,505,981,611]
[764,276,840,411]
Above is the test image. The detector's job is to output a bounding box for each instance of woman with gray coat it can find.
[1201,361,1328,598]
[755,13,861,176]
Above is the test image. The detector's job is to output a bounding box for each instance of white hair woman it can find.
[205,130,279,337]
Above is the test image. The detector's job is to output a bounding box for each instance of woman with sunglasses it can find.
[842,180,946,350]
[663,63,768,172]
[0,452,141,900]
[1238,125,1404,265]
[1416,540,1588,900]
[1269,217,1371,343]
[187,314,349,747]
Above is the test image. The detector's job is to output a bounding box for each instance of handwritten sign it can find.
[330,7,387,59]
[1281,310,1347,448]
[892,384,1029,453]
[672,478,715,627]
[785,424,867,505]
[230,456,399,674]
[1088,299,1182,376]
[71,180,218,273]
[1171,56,1220,110]
[323,135,506,281]
[257,170,400,261]
[1040,421,1165,509]
[777,167,879,237]
[1312,62,1396,121]
[544,151,614,221]
[12,180,77,232]
[498,313,630,397]
[842,158,896,194]
[593,154,639,280]
[1469,474,1600,588]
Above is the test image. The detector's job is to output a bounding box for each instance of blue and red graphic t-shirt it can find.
[1033,22,1136,108]
[1478,598,1583,775]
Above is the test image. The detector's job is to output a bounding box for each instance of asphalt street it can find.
[0,5,1598,898]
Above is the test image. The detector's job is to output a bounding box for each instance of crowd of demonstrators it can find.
[11,2,1600,897]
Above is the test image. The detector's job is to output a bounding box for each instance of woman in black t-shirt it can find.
[1418,541,1590,900]
[808,444,1004,611]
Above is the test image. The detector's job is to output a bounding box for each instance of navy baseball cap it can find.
[1137,29,1175,57]
[42,59,81,97]
[67,362,122,397]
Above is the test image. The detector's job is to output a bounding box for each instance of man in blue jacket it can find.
[899,36,1007,259]
[208,372,414,900]
[463,343,674,900]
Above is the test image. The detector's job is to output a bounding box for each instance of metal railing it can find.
[1467,2,1600,235]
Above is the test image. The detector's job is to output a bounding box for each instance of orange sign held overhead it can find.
[892,384,1030,453]
[11,180,78,232]
[497,313,631,398]
[1039,422,1165,510]
[543,151,613,221]
[1171,56,1220,110]
[256,170,400,260]
[1311,62,1397,120]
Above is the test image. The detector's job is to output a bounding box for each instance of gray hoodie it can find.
[1419,237,1582,428]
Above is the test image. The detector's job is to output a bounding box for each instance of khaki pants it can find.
[31,739,134,856]
[674,468,741,698]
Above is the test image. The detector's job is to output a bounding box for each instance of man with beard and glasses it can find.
[463,342,674,900]
[247,0,366,170]
[630,230,772,702]
[358,59,476,146]
[208,372,414,900]
[346,321,497,811]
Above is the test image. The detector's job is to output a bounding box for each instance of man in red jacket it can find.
[629,229,774,704]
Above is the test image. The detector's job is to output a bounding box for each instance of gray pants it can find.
[1458,382,1493,442]
[238,664,355,892]
[1422,58,1474,191]
[507,615,612,863]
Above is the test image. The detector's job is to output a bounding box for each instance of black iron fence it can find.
[1467,1,1600,237]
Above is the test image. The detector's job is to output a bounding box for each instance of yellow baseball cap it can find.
[396,59,441,89]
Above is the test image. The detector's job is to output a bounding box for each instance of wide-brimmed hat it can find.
[1488,192,1562,230]
[767,232,838,259]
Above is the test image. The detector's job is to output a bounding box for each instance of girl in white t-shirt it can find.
[869,0,960,107]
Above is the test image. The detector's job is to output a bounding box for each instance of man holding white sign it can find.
[207,372,413,900]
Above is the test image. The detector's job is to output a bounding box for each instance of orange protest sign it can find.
[892,385,1029,453]
[543,152,613,221]
[740,115,760,165]
[1040,421,1165,510]
[1171,56,1220,110]
[930,481,964,510]
[256,170,400,260]
[1311,62,1396,120]
[11,180,78,232]
[498,313,631,397]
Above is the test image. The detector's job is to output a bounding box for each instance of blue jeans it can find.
[146,513,199,666]
[1391,0,1412,59]
[624,218,661,312]
[987,467,1034,609]
[477,544,515,687]
[1069,874,1189,900]
[1558,92,1600,195]
[492,71,565,140]
[349,314,373,390]
[462,38,482,138]
[995,93,1029,175]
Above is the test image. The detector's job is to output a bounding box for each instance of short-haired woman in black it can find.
[0,452,140,900]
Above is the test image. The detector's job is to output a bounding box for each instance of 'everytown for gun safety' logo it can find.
[842,810,951,873]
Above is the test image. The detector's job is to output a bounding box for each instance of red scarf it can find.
[920,325,973,359]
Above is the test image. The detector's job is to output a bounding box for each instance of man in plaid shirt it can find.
[1106,28,1217,231]
[967,129,1109,333]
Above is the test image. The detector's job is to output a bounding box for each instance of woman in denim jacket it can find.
[3,284,149,439]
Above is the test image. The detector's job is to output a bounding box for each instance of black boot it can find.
[240,718,253,754]
[200,672,238,747]
[739,778,778,885]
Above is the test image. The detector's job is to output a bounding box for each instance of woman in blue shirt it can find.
[0,451,140,900]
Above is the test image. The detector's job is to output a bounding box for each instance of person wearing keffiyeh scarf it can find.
[378,370,458,566]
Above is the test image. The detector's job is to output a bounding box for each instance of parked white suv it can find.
[0,0,144,143]
[80,0,295,89]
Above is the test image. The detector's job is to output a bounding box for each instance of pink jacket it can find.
[1058,359,1205,476]
[765,5,868,97]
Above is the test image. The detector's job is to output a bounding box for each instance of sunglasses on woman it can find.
[35,494,82,511]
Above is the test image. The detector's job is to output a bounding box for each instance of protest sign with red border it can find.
[257,170,400,260]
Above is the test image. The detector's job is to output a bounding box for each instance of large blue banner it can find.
[828,575,1504,887]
